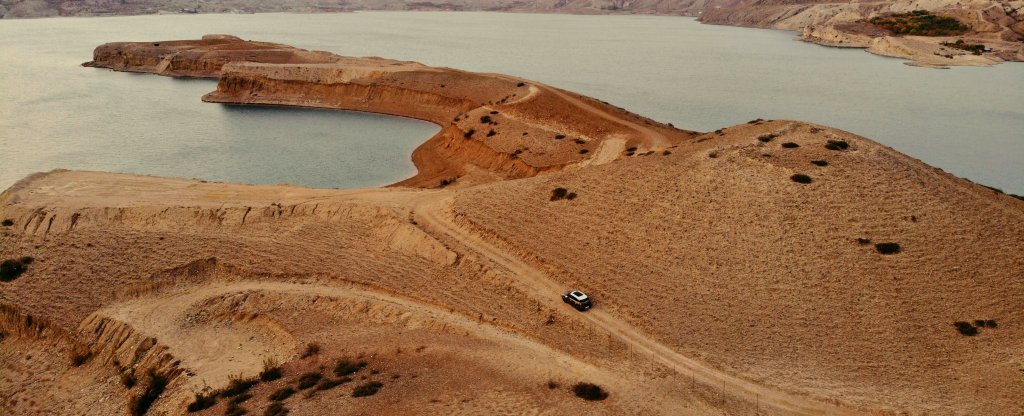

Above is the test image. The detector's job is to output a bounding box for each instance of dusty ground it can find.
[2,37,1022,416]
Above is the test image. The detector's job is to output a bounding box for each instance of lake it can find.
[1,12,1021,193]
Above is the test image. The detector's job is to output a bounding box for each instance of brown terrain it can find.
[1,36,1022,416]
[3,0,1023,68]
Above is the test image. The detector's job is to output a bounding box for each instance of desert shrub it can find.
[985,319,998,328]
[268,387,295,401]
[225,402,247,416]
[781,142,800,148]
[439,177,457,188]
[547,380,560,389]
[790,174,813,184]
[316,377,350,391]
[121,372,137,388]
[869,11,968,36]
[1,219,12,226]
[574,139,585,144]
[954,321,978,336]
[463,128,475,139]
[579,149,589,154]
[941,39,985,54]
[264,402,288,416]
[663,150,672,156]
[572,383,608,401]
[352,381,384,397]
[875,242,901,255]
[300,343,320,358]
[297,372,322,390]
[973,319,987,327]
[260,359,283,382]
[555,134,566,140]
[565,192,577,200]
[757,134,777,143]
[626,146,638,152]
[479,115,492,124]
[748,118,764,124]
[856,237,872,245]
[550,188,569,201]
[811,160,828,166]
[70,346,92,367]
[334,359,367,377]
[0,258,31,282]
[187,392,218,412]
[825,140,850,151]
[517,82,525,87]
[130,369,169,416]
[221,375,259,397]
[231,393,252,404]
[486,129,496,137]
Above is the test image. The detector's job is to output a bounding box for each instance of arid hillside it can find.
[1,35,1022,416]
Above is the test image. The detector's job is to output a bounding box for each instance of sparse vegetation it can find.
[260,358,283,382]
[121,372,138,388]
[297,372,323,390]
[550,188,576,201]
[264,402,288,416]
[1,219,13,226]
[1,257,33,282]
[574,139,585,144]
[517,82,525,87]
[334,358,367,377]
[463,128,475,139]
[315,377,351,391]
[439,177,457,188]
[352,381,384,397]
[487,129,497,137]
[130,369,169,416]
[555,134,566,140]
[857,237,872,245]
[225,402,247,416]
[811,160,829,166]
[231,393,252,405]
[547,380,560,389]
[268,387,295,401]
[781,142,800,148]
[954,321,978,336]
[579,149,589,154]
[875,242,901,255]
[941,39,986,55]
[869,10,969,36]
[188,392,218,412]
[757,134,777,143]
[221,375,259,397]
[791,174,813,184]
[480,115,492,124]
[572,382,609,401]
[825,140,850,150]
[748,118,764,124]
[300,342,320,358]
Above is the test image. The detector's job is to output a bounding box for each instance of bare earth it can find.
[1,36,1022,416]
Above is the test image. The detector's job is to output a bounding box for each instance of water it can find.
[1,12,1021,193]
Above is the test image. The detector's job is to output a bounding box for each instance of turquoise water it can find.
[1,12,1021,192]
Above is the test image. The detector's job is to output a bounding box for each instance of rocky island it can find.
[0,36,1021,416]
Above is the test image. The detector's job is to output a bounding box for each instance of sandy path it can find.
[409,193,860,416]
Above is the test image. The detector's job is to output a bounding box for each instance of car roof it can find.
[570,291,588,300]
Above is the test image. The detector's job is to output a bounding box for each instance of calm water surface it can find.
[1,12,1021,192]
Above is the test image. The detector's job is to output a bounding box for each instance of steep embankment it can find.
[452,119,1024,414]
[85,36,696,187]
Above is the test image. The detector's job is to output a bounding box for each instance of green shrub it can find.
[875,242,901,254]
[297,372,322,390]
[352,381,384,397]
[941,39,985,54]
[572,383,608,401]
[130,369,169,416]
[334,359,367,377]
[268,387,295,401]
[954,321,978,336]
[870,11,969,36]
[790,174,813,184]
